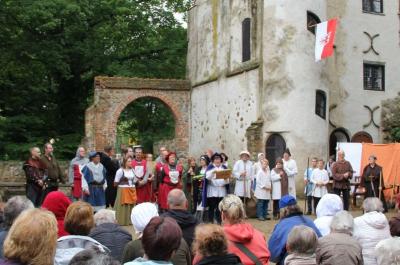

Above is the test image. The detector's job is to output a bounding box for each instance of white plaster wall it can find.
[190,69,259,158]
[333,0,400,142]
[262,1,330,195]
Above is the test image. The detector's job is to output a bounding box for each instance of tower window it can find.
[363,0,383,13]
[242,18,251,62]
[307,11,321,35]
[364,63,385,91]
[315,90,327,119]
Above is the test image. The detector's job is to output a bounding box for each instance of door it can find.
[265,134,286,169]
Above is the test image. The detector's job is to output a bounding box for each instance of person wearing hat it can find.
[283,148,298,198]
[233,151,254,201]
[203,153,230,224]
[81,151,107,212]
[360,155,388,212]
[268,194,322,265]
[192,155,210,214]
[158,152,183,211]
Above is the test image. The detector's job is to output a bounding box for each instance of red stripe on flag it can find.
[321,19,337,60]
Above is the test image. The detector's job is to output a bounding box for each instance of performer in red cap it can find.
[157,152,183,211]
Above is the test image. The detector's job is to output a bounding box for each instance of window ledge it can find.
[226,60,260,77]
[363,88,385,92]
[362,11,385,16]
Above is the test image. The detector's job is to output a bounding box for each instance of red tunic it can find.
[158,163,183,210]
[132,159,152,203]
[72,164,83,199]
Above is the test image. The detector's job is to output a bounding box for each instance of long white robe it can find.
[283,158,298,198]
[205,164,229,198]
[254,168,271,200]
[233,160,253,198]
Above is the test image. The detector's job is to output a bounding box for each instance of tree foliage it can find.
[117,97,175,153]
[0,0,188,160]
[382,93,400,142]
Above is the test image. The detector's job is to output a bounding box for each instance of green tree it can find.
[0,0,188,160]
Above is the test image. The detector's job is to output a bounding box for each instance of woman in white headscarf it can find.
[313,193,343,236]
[68,147,89,201]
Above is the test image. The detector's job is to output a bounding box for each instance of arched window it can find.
[307,11,321,35]
[329,128,350,156]
[242,17,251,62]
[265,134,286,169]
[315,90,327,119]
[351,131,373,143]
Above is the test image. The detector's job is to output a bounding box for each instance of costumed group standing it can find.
[18,142,399,265]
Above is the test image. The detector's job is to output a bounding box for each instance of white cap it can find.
[131,202,159,236]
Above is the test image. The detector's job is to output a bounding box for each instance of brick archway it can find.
[84,76,190,156]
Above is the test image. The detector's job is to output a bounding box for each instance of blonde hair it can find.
[3,208,57,265]
[193,224,228,257]
[218,194,245,224]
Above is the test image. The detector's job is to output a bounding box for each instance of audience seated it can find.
[389,210,400,236]
[0,208,57,265]
[0,196,34,258]
[55,201,109,265]
[313,194,343,236]
[41,191,71,238]
[89,209,132,261]
[162,189,198,248]
[268,195,321,265]
[375,237,400,265]
[124,216,182,265]
[193,223,242,265]
[285,225,317,265]
[353,198,391,265]
[217,194,270,265]
[122,202,191,265]
[69,248,121,265]
[316,211,363,265]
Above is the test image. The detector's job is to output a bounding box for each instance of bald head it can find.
[167,189,187,210]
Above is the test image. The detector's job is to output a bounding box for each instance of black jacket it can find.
[197,254,243,265]
[89,222,131,260]
[162,209,198,248]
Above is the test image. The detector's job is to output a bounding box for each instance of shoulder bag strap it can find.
[233,242,262,265]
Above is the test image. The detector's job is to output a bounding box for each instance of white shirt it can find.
[310,168,329,197]
[114,168,136,188]
[205,164,229,198]
[233,160,254,198]
[254,168,271,200]
[271,169,282,200]
[283,158,298,198]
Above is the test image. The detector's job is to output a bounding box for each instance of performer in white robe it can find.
[233,151,254,199]
[283,148,298,198]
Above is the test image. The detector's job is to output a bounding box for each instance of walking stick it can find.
[379,171,383,201]
[304,158,310,213]
[243,162,247,215]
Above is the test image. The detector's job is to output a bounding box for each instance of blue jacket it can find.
[268,213,322,265]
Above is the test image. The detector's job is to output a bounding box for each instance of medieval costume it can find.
[68,148,89,201]
[131,158,151,204]
[255,164,271,221]
[82,152,107,212]
[193,155,210,214]
[361,156,388,212]
[311,167,329,210]
[232,151,254,199]
[114,164,137,226]
[101,152,120,207]
[23,157,46,207]
[331,158,353,211]
[158,153,183,211]
[271,163,289,219]
[204,153,229,224]
[283,155,298,198]
[252,153,265,191]
[40,152,65,202]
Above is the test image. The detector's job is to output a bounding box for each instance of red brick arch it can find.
[84,76,190,156]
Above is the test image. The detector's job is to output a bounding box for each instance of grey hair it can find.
[330,210,354,235]
[287,225,317,255]
[362,197,384,213]
[167,189,187,207]
[375,237,400,265]
[4,196,34,228]
[337,150,345,156]
[218,195,245,224]
[93,209,116,226]
[69,248,120,265]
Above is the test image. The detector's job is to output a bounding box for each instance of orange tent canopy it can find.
[360,143,400,200]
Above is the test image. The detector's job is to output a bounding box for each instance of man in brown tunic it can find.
[331,150,353,210]
[40,142,65,202]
